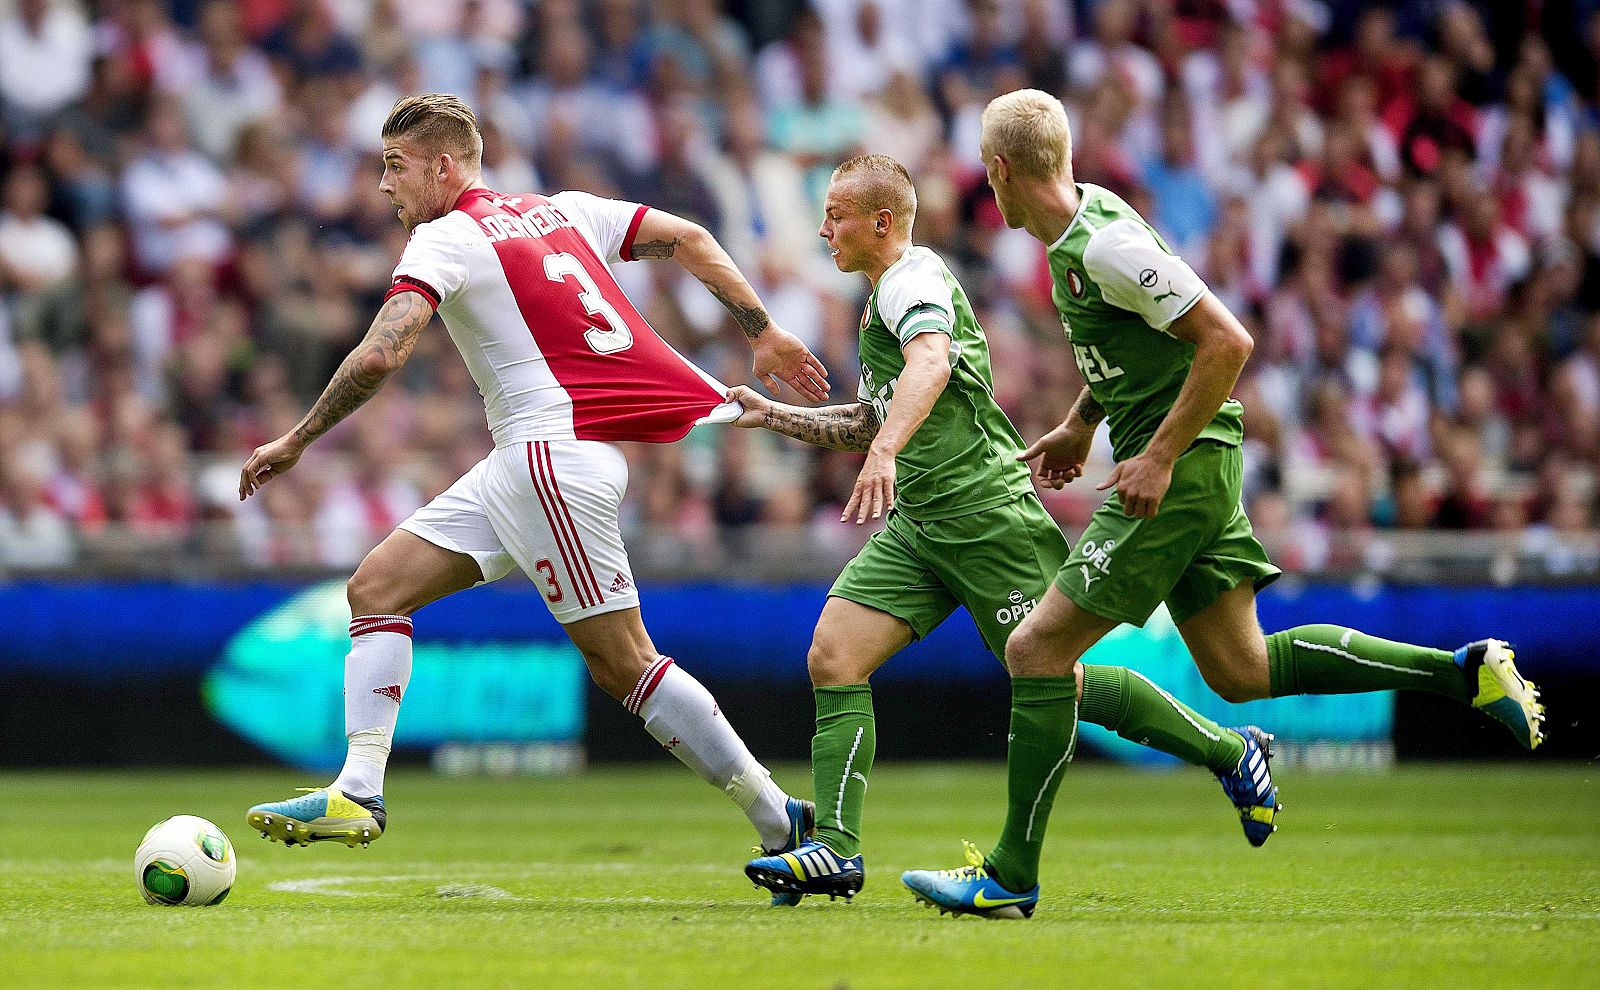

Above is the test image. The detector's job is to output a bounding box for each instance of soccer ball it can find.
[134,815,237,906]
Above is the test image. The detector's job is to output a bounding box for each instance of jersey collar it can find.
[871,243,915,292]
[1047,183,1092,252]
[451,185,496,212]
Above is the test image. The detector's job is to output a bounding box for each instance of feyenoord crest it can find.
[1065,268,1086,298]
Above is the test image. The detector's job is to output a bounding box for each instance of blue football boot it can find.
[761,797,817,907]
[1456,639,1545,749]
[1216,725,1280,847]
[246,787,385,848]
[901,841,1038,919]
[746,835,864,903]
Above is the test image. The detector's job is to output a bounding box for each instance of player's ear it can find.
[875,209,892,237]
[436,153,454,180]
[992,154,1011,183]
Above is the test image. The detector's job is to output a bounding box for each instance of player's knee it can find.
[347,565,405,617]
[1005,623,1070,677]
[583,648,654,703]
[807,637,868,687]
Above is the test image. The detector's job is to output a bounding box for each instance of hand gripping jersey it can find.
[388,187,735,445]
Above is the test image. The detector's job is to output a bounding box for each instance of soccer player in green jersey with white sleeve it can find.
[901,90,1546,919]
[734,155,1282,911]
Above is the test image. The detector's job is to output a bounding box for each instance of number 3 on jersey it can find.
[544,252,634,355]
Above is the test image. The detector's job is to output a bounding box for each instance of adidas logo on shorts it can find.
[610,572,632,593]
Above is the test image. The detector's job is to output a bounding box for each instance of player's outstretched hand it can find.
[1097,452,1173,518]
[724,385,770,428]
[842,446,895,524]
[1018,422,1093,489]
[752,326,829,402]
[239,433,307,501]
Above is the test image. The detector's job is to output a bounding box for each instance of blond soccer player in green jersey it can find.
[734,155,1280,913]
[901,89,1546,919]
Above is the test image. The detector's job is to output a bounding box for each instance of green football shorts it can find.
[1056,439,1281,627]
[829,493,1070,656]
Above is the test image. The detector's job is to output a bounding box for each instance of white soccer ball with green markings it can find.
[134,815,236,906]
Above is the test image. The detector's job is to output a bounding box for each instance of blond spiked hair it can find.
[980,89,1072,181]
[830,154,917,233]
[382,93,483,169]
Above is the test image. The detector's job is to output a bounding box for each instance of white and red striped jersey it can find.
[387,187,735,445]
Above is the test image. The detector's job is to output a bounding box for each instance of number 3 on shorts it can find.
[544,252,634,355]
[534,558,564,603]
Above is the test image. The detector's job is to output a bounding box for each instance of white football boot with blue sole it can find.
[247,787,385,848]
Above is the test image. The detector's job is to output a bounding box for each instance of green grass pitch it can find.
[1,763,1596,988]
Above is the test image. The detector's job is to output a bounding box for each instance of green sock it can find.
[985,676,1076,894]
[1267,625,1472,701]
[811,684,875,858]
[1078,664,1245,774]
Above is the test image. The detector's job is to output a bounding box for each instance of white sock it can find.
[329,615,413,798]
[628,656,791,849]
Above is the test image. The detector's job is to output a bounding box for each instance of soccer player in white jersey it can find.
[238,94,829,863]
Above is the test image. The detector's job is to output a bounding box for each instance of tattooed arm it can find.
[726,385,880,451]
[1066,386,1107,429]
[628,209,830,401]
[239,291,432,500]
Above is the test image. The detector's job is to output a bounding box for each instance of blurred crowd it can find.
[1,0,1598,577]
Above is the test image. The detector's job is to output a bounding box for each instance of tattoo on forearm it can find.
[1071,389,1107,426]
[630,237,681,259]
[292,292,430,445]
[706,281,771,341]
[762,402,880,451]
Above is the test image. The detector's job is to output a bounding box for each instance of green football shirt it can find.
[857,245,1033,521]
[1047,182,1244,461]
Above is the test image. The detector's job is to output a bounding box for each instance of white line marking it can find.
[1130,670,1223,740]
[1294,639,1433,676]
[268,875,433,897]
[1025,699,1079,843]
[836,726,865,833]
[266,876,733,907]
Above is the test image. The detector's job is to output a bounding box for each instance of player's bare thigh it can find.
[347,529,485,616]
[1175,581,1271,703]
[563,606,662,702]
[808,596,915,686]
[1005,584,1118,690]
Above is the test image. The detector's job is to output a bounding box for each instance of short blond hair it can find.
[382,93,483,168]
[980,89,1072,180]
[830,154,917,233]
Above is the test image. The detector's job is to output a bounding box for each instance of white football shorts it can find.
[399,439,639,623]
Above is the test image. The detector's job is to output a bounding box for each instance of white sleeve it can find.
[874,249,956,346]
[548,190,648,264]
[1082,218,1209,333]
[391,218,470,307]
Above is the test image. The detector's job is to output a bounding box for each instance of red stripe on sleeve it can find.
[618,205,650,262]
[386,276,441,309]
